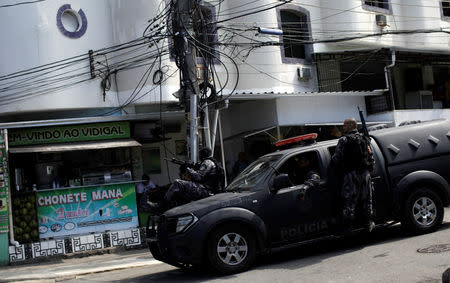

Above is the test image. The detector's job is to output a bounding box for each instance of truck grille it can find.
[157,215,178,235]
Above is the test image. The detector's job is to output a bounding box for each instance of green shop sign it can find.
[8,122,130,146]
[36,182,138,238]
[0,129,10,233]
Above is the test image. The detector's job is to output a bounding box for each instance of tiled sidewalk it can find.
[0,248,159,282]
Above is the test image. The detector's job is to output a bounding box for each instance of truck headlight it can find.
[176,214,198,233]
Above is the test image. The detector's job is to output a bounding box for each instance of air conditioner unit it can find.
[375,14,387,27]
[297,67,312,81]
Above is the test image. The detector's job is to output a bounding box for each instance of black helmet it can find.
[199,147,212,160]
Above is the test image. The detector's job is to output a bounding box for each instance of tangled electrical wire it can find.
[1,0,448,109]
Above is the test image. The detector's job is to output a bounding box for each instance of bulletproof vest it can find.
[204,158,225,193]
[343,133,371,172]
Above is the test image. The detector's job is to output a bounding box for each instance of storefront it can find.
[0,114,184,264]
[0,129,11,265]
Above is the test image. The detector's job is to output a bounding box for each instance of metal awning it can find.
[228,89,385,101]
[304,121,392,126]
[8,139,141,154]
[223,125,278,141]
[0,111,185,129]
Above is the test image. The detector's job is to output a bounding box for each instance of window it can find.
[442,1,450,19]
[279,10,310,61]
[227,155,282,192]
[364,0,388,9]
[278,151,320,186]
[362,0,391,14]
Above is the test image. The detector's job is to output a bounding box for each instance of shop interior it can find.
[10,147,133,192]
[9,147,135,244]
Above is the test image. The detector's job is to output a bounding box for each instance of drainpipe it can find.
[384,49,396,126]
[210,109,219,153]
[203,104,212,149]
[5,130,19,247]
[8,191,19,247]
[218,113,227,187]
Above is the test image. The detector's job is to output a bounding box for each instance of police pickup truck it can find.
[147,119,450,274]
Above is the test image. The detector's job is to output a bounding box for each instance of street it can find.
[63,208,450,283]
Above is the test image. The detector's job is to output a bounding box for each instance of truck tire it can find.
[207,224,256,274]
[402,187,444,234]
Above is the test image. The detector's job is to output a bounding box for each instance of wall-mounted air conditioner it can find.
[297,67,311,81]
[376,14,387,27]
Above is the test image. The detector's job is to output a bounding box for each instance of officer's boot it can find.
[335,210,353,236]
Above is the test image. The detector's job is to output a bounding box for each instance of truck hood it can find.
[164,192,254,218]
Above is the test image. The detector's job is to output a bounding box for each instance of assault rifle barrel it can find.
[358,106,370,138]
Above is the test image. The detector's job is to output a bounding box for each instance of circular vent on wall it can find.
[56,4,87,38]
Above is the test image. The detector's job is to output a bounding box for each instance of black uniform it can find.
[148,148,221,212]
[303,170,321,189]
[164,158,218,207]
[332,130,374,228]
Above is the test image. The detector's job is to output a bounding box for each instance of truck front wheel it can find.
[402,187,444,234]
[207,224,256,274]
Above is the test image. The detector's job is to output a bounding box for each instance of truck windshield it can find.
[226,154,282,192]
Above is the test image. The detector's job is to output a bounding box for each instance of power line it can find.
[211,0,293,25]
[0,0,45,8]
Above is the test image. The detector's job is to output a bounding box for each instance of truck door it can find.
[369,140,391,219]
[326,140,391,222]
[263,150,335,245]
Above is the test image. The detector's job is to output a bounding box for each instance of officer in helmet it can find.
[148,147,220,212]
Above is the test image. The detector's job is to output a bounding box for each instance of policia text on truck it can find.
[147,119,450,274]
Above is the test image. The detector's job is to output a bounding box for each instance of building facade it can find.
[0,0,449,263]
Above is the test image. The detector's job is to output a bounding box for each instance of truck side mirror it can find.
[271,174,292,193]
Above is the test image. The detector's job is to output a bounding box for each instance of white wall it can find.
[313,0,450,53]
[367,111,395,123]
[276,95,368,125]
[213,0,319,95]
[394,109,450,125]
[0,1,116,114]
[109,0,179,106]
[1,0,449,120]
[0,0,179,116]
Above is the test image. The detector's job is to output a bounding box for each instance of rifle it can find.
[165,158,199,169]
[165,158,200,181]
[358,106,375,172]
[357,106,370,139]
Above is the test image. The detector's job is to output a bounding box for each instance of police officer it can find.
[149,147,220,212]
[291,156,316,185]
[332,118,375,232]
[295,156,321,199]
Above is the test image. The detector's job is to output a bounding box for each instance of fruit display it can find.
[12,193,39,243]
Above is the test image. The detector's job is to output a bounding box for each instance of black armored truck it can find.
[147,119,450,274]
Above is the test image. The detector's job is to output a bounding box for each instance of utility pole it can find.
[172,0,200,163]
[198,8,212,150]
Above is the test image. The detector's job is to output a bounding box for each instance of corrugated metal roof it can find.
[313,47,450,57]
[228,89,385,100]
[0,111,185,129]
